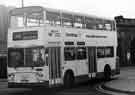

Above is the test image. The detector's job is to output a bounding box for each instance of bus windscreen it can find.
[8,47,46,67]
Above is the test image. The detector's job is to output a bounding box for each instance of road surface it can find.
[3,67,135,95]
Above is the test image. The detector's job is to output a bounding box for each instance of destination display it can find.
[13,31,38,40]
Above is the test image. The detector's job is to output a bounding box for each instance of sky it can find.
[0,0,135,19]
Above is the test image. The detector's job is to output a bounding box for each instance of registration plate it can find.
[21,80,29,83]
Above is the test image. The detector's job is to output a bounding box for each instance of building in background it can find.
[0,5,14,78]
[115,16,135,66]
[0,5,8,56]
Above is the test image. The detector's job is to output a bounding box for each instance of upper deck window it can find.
[74,15,85,28]
[10,6,44,28]
[85,17,115,31]
[45,11,61,26]
[61,13,73,27]
[9,6,116,31]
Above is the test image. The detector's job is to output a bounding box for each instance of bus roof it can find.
[10,6,114,21]
[10,6,44,16]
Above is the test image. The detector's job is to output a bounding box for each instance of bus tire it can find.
[64,71,74,88]
[104,65,111,81]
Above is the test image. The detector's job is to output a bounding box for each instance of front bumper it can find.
[8,81,49,88]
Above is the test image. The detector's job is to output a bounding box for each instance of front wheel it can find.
[104,66,111,81]
[64,72,74,88]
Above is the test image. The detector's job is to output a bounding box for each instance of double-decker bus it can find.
[8,6,120,88]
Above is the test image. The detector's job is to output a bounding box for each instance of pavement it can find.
[103,67,135,93]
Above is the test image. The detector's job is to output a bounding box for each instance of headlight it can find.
[36,72,44,77]
[8,73,15,81]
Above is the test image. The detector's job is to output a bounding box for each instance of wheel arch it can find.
[63,69,75,88]
[63,69,74,78]
[104,64,111,71]
[104,64,112,80]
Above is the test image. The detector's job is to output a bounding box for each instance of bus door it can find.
[48,47,61,85]
[88,47,97,77]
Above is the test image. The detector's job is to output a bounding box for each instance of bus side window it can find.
[76,47,87,60]
[64,47,75,61]
[97,47,114,58]
[97,47,105,58]
[104,47,114,57]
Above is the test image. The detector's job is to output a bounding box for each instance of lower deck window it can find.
[97,47,114,58]
[64,47,75,61]
[77,47,87,59]
[64,47,86,61]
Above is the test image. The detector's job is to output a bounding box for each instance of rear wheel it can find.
[104,65,111,81]
[64,72,74,88]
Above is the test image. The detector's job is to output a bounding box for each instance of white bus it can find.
[8,6,120,88]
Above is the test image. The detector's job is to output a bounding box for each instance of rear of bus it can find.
[8,6,50,87]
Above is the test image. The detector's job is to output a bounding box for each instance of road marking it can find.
[58,92,92,95]
[95,84,128,95]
